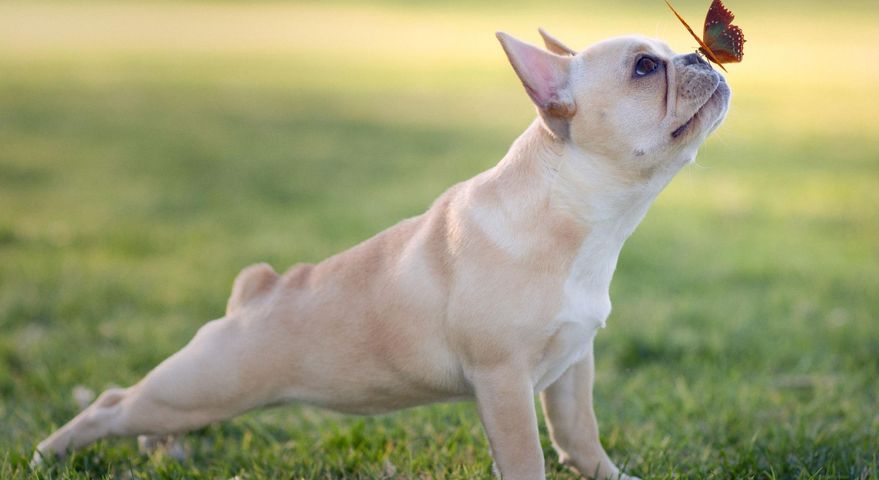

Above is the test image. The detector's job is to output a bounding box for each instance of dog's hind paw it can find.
[138,434,188,461]
[30,448,49,469]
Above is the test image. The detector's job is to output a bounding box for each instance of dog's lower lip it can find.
[671,84,720,138]
[671,118,692,138]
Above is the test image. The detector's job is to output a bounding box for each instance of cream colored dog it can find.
[34,30,730,479]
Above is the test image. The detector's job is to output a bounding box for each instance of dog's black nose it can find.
[681,53,709,66]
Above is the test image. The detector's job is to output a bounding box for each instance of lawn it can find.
[1,1,877,479]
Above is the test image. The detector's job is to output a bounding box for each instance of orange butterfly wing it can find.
[702,0,745,64]
[665,0,728,71]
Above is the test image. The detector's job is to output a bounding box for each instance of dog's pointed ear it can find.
[496,32,575,117]
[538,28,576,56]
[496,31,576,138]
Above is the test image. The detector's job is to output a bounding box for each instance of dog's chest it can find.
[532,232,621,391]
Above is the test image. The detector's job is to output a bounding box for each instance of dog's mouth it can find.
[671,83,723,139]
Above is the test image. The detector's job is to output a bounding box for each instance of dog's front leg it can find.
[472,366,545,480]
[540,345,635,480]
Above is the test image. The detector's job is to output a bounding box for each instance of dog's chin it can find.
[671,78,731,141]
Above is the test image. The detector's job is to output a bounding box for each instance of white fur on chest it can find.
[532,226,627,391]
[531,141,675,391]
[558,227,623,330]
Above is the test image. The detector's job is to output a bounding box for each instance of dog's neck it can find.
[501,120,676,232]
[468,119,681,277]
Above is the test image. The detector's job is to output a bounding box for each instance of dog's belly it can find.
[287,386,470,415]
[277,358,470,415]
[267,311,470,414]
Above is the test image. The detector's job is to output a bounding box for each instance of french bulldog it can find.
[34,29,730,480]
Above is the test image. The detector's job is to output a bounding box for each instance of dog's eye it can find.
[634,56,659,77]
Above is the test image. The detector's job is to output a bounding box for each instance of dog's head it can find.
[497,30,730,179]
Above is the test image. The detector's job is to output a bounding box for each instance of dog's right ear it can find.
[538,28,576,56]
[496,32,576,138]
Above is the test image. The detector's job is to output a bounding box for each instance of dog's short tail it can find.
[226,262,279,314]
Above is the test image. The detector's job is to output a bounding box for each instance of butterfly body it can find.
[666,0,745,71]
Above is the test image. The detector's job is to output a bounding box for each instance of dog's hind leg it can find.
[33,312,278,465]
[138,433,187,460]
[33,264,282,465]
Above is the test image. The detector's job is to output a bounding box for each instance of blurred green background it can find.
[1,1,877,478]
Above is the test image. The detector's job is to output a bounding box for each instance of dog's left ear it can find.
[538,28,576,56]
[496,32,576,138]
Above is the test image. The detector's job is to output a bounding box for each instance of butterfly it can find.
[665,0,746,72]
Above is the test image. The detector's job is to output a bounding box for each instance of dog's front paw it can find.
[559,453,637,480]
[598,466,640,480]
[614,473,641,480]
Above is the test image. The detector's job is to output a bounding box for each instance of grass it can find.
[1,1,877,479]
